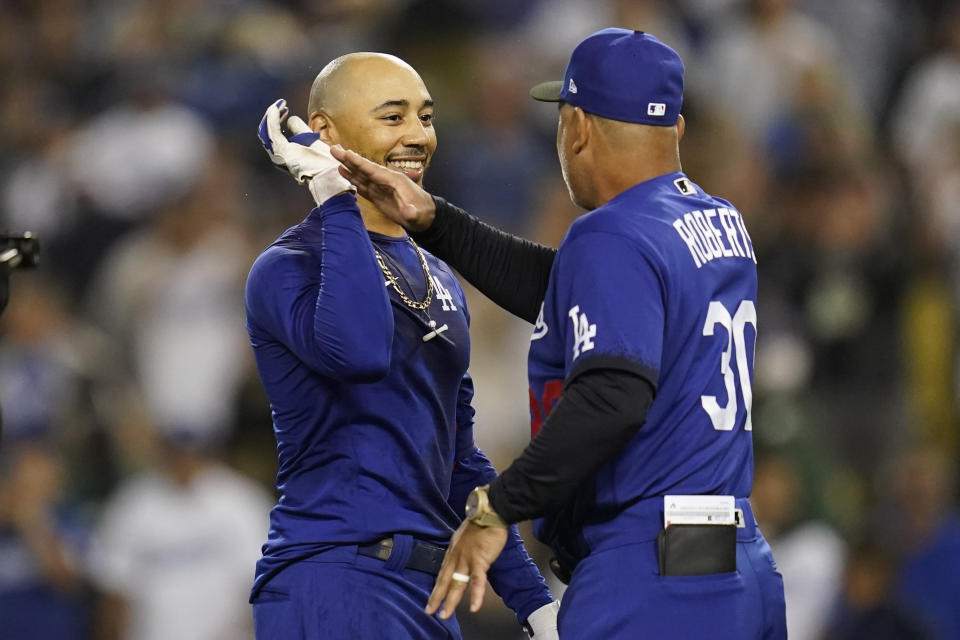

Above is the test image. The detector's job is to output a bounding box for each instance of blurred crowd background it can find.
[1,0,959,638]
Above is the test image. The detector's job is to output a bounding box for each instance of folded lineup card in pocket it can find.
[657,524,737,576]
[664,495,736,526]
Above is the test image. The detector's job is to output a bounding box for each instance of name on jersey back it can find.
[671,207,756,268]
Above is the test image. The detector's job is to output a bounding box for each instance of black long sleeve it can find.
[486,368,655,524]
[411,196,557,323]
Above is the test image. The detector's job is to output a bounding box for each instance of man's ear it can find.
[571,107,591,154]
[309,111,337,145]
[676,114,685,142]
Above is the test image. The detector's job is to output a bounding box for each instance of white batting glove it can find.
[258,98,354,205]
[524,600,560,639]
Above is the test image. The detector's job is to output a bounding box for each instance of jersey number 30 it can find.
[701,300,756,432]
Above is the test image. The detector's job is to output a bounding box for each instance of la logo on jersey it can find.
[568,305,596,359]
[531,303,548,340]
[432,275,457,311]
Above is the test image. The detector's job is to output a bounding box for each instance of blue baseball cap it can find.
[530,28,684,126]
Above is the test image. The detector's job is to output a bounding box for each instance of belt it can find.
[357,537,447,576]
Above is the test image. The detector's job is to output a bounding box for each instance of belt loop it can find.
[384,534,413,572]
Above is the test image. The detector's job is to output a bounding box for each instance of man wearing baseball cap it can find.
[329,27,787,639]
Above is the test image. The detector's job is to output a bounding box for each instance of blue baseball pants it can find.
[252,544,461,640]
[559,498,786,639]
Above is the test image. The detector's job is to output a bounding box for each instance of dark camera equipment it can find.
[0,232,39,316]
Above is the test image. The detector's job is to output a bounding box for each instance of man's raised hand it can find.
[258,99,354,205]
[331,145,436,232]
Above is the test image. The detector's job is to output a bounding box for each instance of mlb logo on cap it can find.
[529,28,684,126]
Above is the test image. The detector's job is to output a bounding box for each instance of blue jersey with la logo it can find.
[527,171,758,559]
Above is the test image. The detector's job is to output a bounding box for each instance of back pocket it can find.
[253,589,303,640]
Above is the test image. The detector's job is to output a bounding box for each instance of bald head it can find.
[307,52,421,119]
[304,51,437,207]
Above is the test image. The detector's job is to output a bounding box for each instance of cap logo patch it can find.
[647,102,666,116]
[568,78,578,94]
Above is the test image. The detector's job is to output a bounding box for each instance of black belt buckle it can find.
[657,524,736,576]
[357,538,446,576]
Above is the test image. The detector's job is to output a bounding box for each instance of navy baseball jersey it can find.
[244,194,549,620]
[527,171,758,555]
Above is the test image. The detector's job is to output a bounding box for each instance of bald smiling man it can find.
[307,54,436,228]
[246,54,558,640]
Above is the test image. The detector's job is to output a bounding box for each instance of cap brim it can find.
[530,80,563,102]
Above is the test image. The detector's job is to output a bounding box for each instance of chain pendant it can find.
[422,319,449,342]
[375,237,435,311]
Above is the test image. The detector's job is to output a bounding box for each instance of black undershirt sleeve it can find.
[486,368,655,524]
[411,196,557,324]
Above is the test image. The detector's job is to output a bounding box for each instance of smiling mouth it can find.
[387,158,427,179]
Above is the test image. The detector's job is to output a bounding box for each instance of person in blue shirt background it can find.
[0,440,89,640]
[332,29,788,639]
[248,53,557,640]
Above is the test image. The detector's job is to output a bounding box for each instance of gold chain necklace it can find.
[375,237,434,311]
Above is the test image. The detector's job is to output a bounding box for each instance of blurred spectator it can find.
[427,38,552,233]
[754,157,908,474]
[802,0,911,121]
[0,273,123,502]
[0,441,90,640]
[2,126,79,255]
[701,0,840,146]
[0,275,92,440]
[84,154,256,444]
[86,432,270,640]
[886,444,960,639]
[764,64,871,181]
[890,6,960,455]
[520,0,614,67]
[891,8,960,179]
[65,88,213,223]
[825,538,934,640]
[752,451,845,640]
